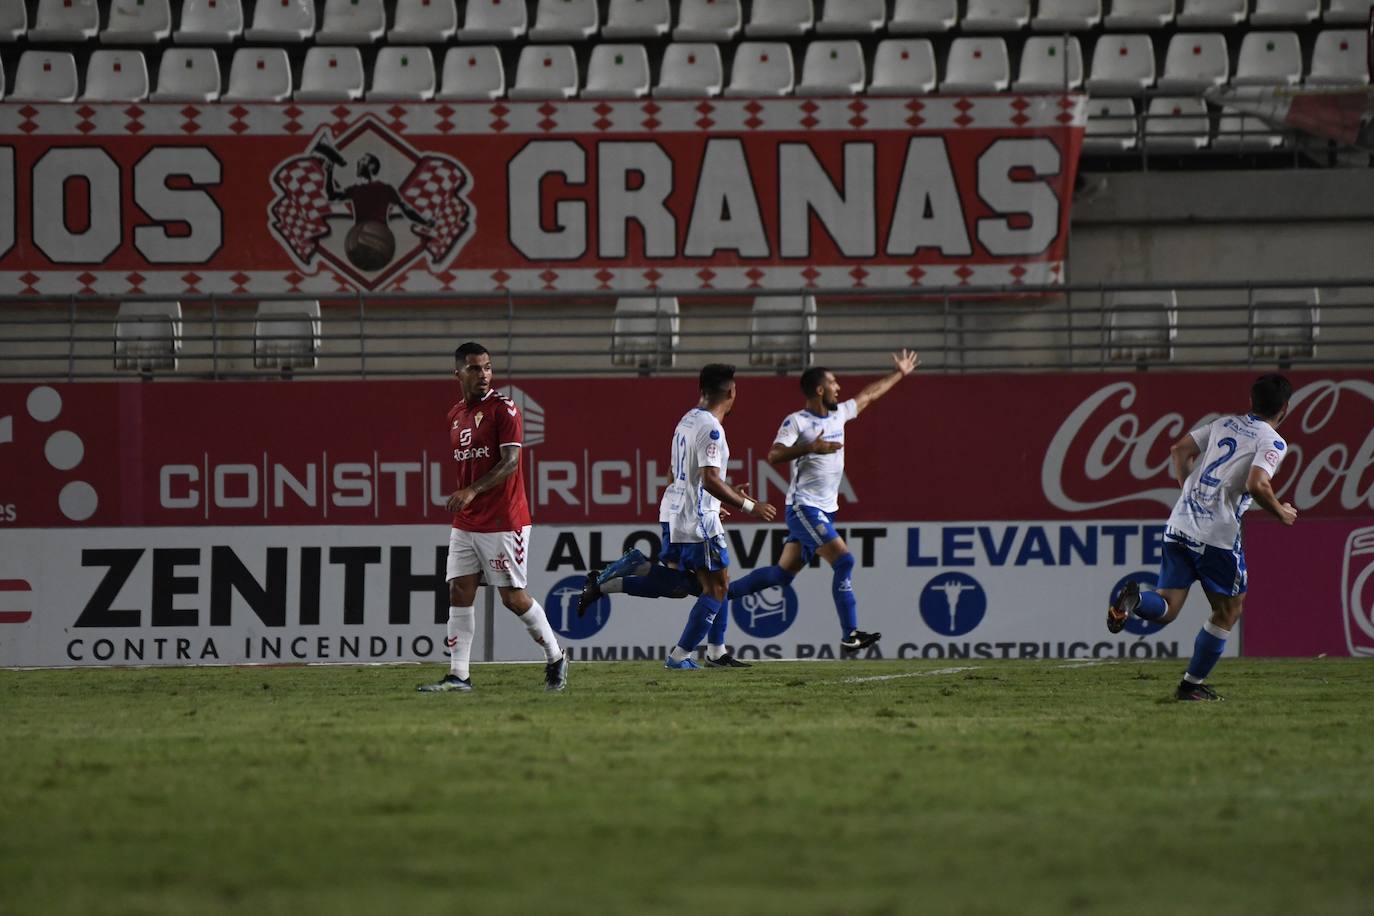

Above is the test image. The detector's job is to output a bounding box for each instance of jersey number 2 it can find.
[1199,437,1238,487]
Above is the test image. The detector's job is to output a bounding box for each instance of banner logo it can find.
[1343,526,1374,657]
[919,573,987,636]
[545,575,610,640]
[730,583,799,639]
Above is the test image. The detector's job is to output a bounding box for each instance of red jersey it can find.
[448,389,532,532]
[346,182,402,224]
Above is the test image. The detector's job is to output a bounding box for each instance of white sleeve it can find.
[774,413,800,447]
[1251,435,1287,478]
[695,423,724,469]
[1189,424,1212,451]
[840,399,859,423]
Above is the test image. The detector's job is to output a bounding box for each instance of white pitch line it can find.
[843,665,981,683]
[1054,660,1122,669]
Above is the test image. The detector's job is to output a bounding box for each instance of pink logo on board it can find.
[1343,526,1374,657]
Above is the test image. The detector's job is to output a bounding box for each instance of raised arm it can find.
[446,444,520,513]
[1168,434,1201,487]
[1247,467,1298,525]
[852,349,920,415]
[701,466,776,522]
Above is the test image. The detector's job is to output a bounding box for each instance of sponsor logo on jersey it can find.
[459,428,472,447]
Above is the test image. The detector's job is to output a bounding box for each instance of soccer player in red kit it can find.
[418,341,568,693]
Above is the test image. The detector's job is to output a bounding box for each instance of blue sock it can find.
[708,594,730,646]
[1136,590,1168,621]
[726,565,795,600]
[676,594,724,653]
[623,565,698,599]
[1184,621,1230,683]
[831,553,858,635]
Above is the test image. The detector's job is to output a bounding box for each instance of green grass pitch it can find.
[2,659,1371,916]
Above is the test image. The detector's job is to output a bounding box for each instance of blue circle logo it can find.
[918,572,987,636]
[545,575,610,639]
[730,582,799,638]
[1111,571,1164,636]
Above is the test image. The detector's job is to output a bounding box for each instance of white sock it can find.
[669,645,691,663]
[447,606,475,680]
[707,643,727,660]
[518,602,562,662]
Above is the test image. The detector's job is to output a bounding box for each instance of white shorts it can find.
[446,526,531,589]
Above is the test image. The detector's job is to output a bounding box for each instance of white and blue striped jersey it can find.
[1167,414,1287,551]
[666,408,728,544]
[773,399,857,513]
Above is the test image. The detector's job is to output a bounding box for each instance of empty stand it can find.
[115,302,182,373]
[1106,291,1177,363]
[317,0,386,44]
[1323,0,1374,23]
[603,0,671,38]
[1250,0,1319,24]
[963,0,1032,32]
[438,45,506,98]
[254,301,322,372]
[152,47,221,101]
[1234,31,1303,84]
[1087,33,1157,93]
[245,0,316,42]
[1014,36,1084,90]
[1032,0,1103,31]
[1159,33,1230,90]
[725,41,795,95]
[750,296,817,367]
[224,47,293,100]
[1084,97,1139,151]
[31,0,99,42]
[869,38,938,93]
[890,0,958,32]
[796,39,865,94]
[295,46,364,100]
[1104,0,1176,29]
[12,50,78,100]
[1250,288,1319,360]
[1145,96,1210,150]
[176,0,245,44]
[942,37,1010,92]
[654,42,724,96]
[509,44,579,98]
[81,49,149,101]
[102,0,172,44]
[460,0,529,41]
[390,0,457,42]
[815,0,886,33]
[530,0,600,41]
[583,44,651,97]
[1213,109,1285,149]
[611,297,680,369]
[0,4,27,42]
[1177,0,1248,26]
[370,47,436,99]
[747,0,814,36]
[674,0,742,40]
[1307,30,1370,84]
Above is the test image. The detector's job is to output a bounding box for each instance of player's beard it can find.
[823,396,839,411]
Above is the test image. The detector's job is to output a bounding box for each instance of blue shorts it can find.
[1157,530,1248,596]
[674,533,731,574]
[659,522,683,567]
[785,505,840,564]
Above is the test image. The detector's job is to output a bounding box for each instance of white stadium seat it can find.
[1145,96,1210,150]
[176,0,244,43]
[459,0,528,40]
[612,297,680,369]
[152,48,222,101]
[1177,0,1248,26]
[725,41,795,96]
[254,301,322,372]
[530,0,599,41]
[438,46,506,99]
[603,0,671,38]
[890,0,958,31]
[509,45,579,99]
[224,47,293,101]
[1107,291,1177,363]
[750,296,816,367]
[1324,0,1374,22]
[317,0,386,44]
[1307,30,1369,84]
[963,0,1032,32]
[295,46,364,100]
[1234,32,1303,84]
[245,0,315,42]
[1213,109,1285,150]
[115,302,182,373]
[1087,33,1157,93]
[654,42,724,96]
[12,51,79,101]
[1251,0,1319,24]
[31,0,99,41]
[1104,0,1176,28]
[390,0,457,41]
[1033,0,1103,30]
[0,4,27,42]
[747,0,814,36]
[942,37,1010,92]
[583,44,651,98]
[1159,33,1230,90]
[1084,97,1139,151]
[370,47,436,100]
[81,49,149,101]
[674,0,742,40]
[870,38,938,93]
[103,0,171,44]
[816,0,886,33]
[1014,36,1084,90]
[796,40,865,95]
[1250,288,1319,359]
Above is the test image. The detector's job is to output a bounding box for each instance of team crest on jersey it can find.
[268,115,476,291]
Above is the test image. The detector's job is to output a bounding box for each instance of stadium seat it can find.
[1086,33,1157,94]
[245,0,315,42]
[796,40,865,95]
[1084,97,1139,151]
[115,302,182,374]
[1033,0,1102,30]
[1324,0,1374,22]
[611,297,680,369]
[603,0,671,38]
[1104,0,1175,28]
[816,0,886,33]
[317,0,385,44]
[583,44,651,97]
[963,0,1032,31]
[30,0,98,41]
[1159,33,1230,90]
[530,0,599,40]
[102,0,171,44]
[1250,288,1319,360]
[1106,291,1177,363]
[1234,32,1303,84]
[176,0,244,43]
[1213,109,1285,149]
[295,46,364,100]
[151,48,221,101]
[725,42,795,96]
[942,38,1010,93]
[0,60,5,98]
[1144,96,1210,150]
[509,45,579,98]
[1307,30,1369,84]
[370,47,436,100]
[0,4,27,41]
[390,0,457,41]
[869,38,938,93]
[1014,36,1084,90]
[890,0,958,31]
[1250,0,1319,24]
[254,301,322,372]
[747,0,814,36]
[224,48,293,101]
[12,51,79,101]
[81,49,149,101]
[749,296,816,367]
[1177,0,1247,25]
[654,42,724,96]
[674,0,742,40]
[438,46,506,98]
[460,0,529,40]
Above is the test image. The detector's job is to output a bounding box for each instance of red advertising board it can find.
[0,97,1084,297]
[2,372,1371,528]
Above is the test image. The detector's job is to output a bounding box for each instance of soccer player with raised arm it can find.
[725,350,920,652]
[1107,373,1298,702]
[418,342,569,693]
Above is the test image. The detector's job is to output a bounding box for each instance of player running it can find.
[1107,373,1297,702]
[419,341,569,694]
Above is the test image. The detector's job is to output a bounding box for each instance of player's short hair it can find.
[799,366,830,398]
[454,341,489,363]
[1250,373,1292,419]
[699,363,736,399]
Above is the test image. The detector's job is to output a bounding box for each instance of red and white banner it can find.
[0,97,1085,296]
[2,372,1371,529]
